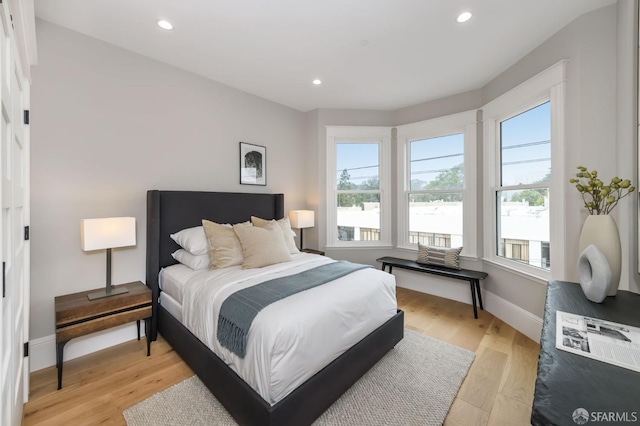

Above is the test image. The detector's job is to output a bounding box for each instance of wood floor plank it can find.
[456,346,509,412]
[479,317,517,355]
[28,338,151,398]
[447,313,493,352]
[498,342,539,407]
[22,288,539,426]
[394,286,417,307]
[444,397,490,426]
[24,354,182,425]
[487,393,533,426]
[421,314,463,343]
[400,291,444,331]
[513,330,541,352]
[114,362,194,411]
[23,339,182,425]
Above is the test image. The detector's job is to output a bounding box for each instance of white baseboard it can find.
[396,271,543,343]
[482,290,543,343]
[30,323,144,372]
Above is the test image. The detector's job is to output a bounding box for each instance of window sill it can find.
[481,257,549,286]
[325,244,394,250]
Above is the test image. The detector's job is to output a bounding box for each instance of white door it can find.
[0,1,30,424]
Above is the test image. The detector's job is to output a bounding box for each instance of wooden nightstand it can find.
[302,248,325,256]
[54,281,152,390]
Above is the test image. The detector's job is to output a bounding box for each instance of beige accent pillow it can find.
[251,216,300,254]
[234,221,292,269]
[202,220,250,269]
[417,244,463,270]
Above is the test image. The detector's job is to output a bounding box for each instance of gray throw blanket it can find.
[217,261,372,358]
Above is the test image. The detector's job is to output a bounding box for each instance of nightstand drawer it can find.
[56,305,152,341]
[55,281,151,325]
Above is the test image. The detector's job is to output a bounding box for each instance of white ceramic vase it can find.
[578,215,621,296]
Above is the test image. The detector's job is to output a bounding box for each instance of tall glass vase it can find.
[578,215,621,296]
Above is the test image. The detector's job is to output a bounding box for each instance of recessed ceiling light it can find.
[457,12,472,23]
[313,79,322,85]
[157,20,173,30]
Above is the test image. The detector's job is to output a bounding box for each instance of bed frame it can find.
[146,190,404,426]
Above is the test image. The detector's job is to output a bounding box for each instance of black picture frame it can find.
[239,142,267,186]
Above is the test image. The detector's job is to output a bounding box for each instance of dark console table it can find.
[532,280,640,425]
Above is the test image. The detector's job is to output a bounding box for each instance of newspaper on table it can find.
[556,311,640,373]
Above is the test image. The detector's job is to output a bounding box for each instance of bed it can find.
[146,190,404,425]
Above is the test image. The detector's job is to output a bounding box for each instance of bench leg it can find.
[475,280,484,311]
[469,280,478,319]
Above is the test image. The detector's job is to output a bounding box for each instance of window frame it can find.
[326,126,392,248]
[396,111,477,257]
[482,60,567,281]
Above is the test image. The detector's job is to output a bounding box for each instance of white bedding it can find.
[160,253,397,405]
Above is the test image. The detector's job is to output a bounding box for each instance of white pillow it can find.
[171,249,210,270]
[234,221,292,269]
[170,226,208,256]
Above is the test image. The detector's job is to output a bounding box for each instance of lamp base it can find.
[87,286,129,301]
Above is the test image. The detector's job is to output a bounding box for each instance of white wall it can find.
[30,20,307,348]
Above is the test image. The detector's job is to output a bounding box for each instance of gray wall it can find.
[30,20,306,340]
[315,3,632,319]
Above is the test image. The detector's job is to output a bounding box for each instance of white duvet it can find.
[176,253,397,405]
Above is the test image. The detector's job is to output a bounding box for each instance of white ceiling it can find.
[34,0,616,112]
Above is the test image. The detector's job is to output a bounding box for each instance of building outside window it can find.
[409,231,452,247]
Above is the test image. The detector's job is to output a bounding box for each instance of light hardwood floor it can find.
[23,287,540,425]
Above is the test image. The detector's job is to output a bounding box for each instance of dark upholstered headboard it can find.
[145,190,284,339]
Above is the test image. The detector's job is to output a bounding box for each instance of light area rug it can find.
[123,329,474,426]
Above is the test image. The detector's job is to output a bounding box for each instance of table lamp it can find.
[288,210,314,250]
[81,217,136,300]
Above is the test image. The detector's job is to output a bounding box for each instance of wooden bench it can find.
[376,256,488,319]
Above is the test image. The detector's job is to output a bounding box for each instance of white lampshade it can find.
[81,217,136,251]
[288,210,315,229]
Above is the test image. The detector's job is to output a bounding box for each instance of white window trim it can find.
[326,125,392,248]
[482,60,567,280]
[396,111,478,258]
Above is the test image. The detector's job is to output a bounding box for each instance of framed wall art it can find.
[239,142,266,185]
